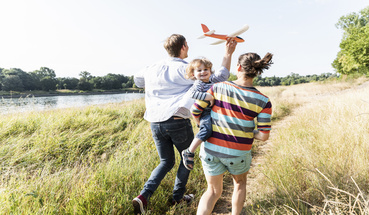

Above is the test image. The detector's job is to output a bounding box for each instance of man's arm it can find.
[211,38,238,83]
[221,38,237,71]
[134,68,146,88]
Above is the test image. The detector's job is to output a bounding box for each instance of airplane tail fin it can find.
[201,24,210,33]
[198,24,215,39]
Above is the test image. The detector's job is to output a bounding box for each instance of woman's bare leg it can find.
[196,174,224,215]
[231,171,248,215]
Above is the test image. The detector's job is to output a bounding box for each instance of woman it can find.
[195,52,273,215]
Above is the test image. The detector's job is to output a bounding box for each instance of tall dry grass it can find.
[247,77,369,214]
[1,77,368,214]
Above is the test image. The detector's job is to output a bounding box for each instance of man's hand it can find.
[222,38,238,71]
[225,38,237,56]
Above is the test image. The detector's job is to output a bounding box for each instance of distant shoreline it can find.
[0,89,144,99]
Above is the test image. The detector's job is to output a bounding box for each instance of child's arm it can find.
[189,81,211,103]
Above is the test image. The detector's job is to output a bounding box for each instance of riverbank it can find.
[0,88,144,99]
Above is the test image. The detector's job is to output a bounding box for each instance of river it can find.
[0,93,144,115]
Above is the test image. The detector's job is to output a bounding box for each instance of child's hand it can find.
[193,117,200,127]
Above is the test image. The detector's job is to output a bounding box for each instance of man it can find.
[132,34,195,214]
[133,34,236,214]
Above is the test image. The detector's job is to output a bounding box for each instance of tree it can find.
[79,71,92,80]
[77,71,94,91]
[0,68,38,91]
[0,68,4,90]
[2,75,24,91]
[10,68,38,90]
[333,6,369,75]
[40,77,57,91]
[32,67,57,90]
[77,79,93,91]
[32,67,56,79]
[228,73,237,81]
[57,77,79,90]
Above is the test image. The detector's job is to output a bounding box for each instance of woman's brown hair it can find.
[238,52,273,78]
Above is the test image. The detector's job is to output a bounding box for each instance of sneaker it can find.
[171,194,195,205]
[132,195,147,214]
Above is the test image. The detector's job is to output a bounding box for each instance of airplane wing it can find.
[210,40,226,45]
[227,25,249,37]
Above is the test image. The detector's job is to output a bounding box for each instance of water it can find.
[0,93,144,115]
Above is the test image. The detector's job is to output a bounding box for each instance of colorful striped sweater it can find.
[198,81,272,158]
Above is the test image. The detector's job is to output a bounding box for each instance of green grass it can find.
[0,100,204,214]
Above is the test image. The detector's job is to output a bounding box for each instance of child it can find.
[181,57,225,170]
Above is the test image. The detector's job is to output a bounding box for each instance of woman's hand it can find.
[204,93,215,107]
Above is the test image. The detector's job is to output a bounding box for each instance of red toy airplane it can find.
[198,24,249,45]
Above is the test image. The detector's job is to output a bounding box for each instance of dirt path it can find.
[210,121,279,215]
[210,80,369,214]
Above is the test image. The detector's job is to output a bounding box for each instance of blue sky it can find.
[0,0,368,78]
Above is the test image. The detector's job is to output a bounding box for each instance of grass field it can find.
[0,76,368,214]
[247,76,369,214]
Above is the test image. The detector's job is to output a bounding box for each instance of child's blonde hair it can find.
[185,57,213,80]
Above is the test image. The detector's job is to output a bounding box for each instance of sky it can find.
[0,0,368,78]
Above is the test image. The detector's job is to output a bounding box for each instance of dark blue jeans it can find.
[196,108,212,142]
[140,117,194,202]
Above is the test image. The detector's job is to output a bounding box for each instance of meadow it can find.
[247,76,369,214]
[0,76,368,214]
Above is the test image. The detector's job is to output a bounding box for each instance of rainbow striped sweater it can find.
[192,81,272,158]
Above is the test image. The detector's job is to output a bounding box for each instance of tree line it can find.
[0,67,135,92]
[0,65,340,92]
[228,72,339,86]
[253,72,340,86]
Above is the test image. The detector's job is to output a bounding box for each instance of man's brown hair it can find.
[164,34,186,57]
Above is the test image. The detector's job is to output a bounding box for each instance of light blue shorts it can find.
[199,147,252,176]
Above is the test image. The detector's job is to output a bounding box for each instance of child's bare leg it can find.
[189,137,203,153]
